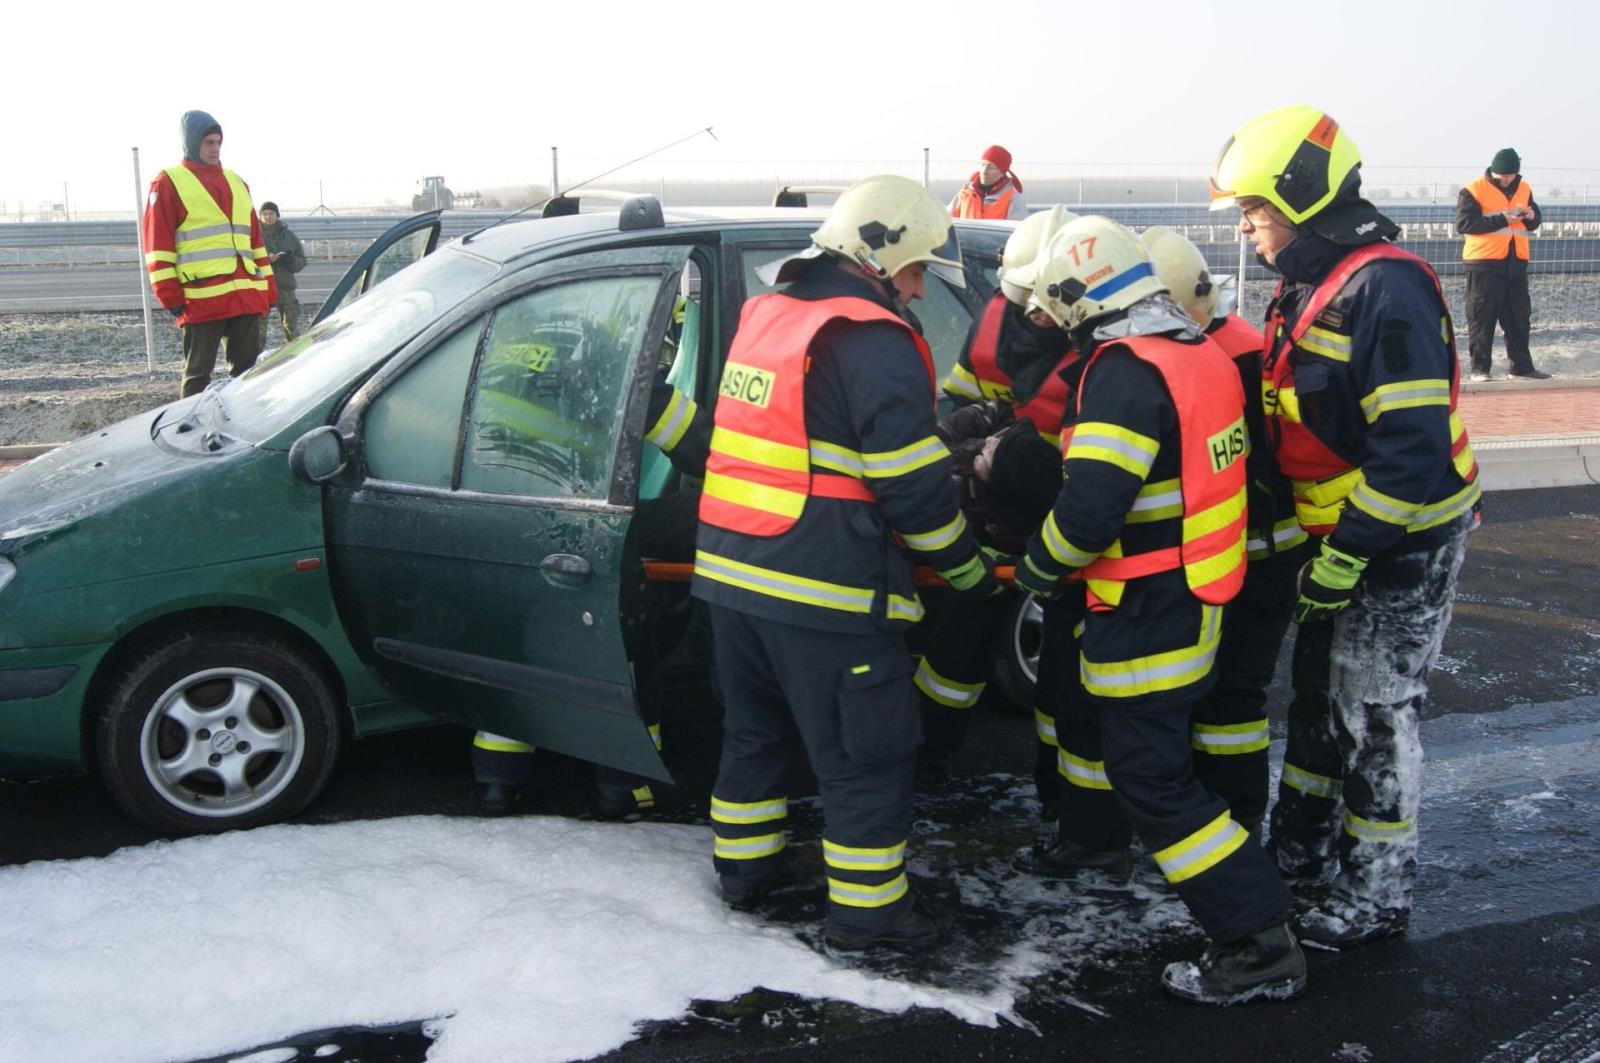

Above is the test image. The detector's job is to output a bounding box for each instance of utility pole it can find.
[132,148,155,371]
[62,182,70,221]
[923,148,930,189]
[551,147,560,197]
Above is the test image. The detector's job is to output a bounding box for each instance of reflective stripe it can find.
[472,732,534,754]
[809,439,866,478]
[647,723,663,751]
[181,276,270,299]
[1342,809,1416,843]
[943,364,983,400]
[1191,719,1270,755]
[1359,379,1450,424]
[644,389,696,452]
[861,435,947,478]
[1080,604,1223,698]
[1409,480,1481,532]
[694,549,875,613]
[178,221,250,241]
[1034,708,1057,746]
[710,795,788,824]
[1058,748,1112,790]
[144,250,178,264]
[900,511,968,553]
[1282,763,1341,800]
[701,469,805,521]
[823,838,906,871]
[1065,421,1159,478]
[712,425,810,471]
[914,657,985,708]
[714,832,787,860]
[176,245,248,266]
[1348,478,1423,526]
[1152,810,1249,884]
[1125,478,1183,524]
[1247,515,1308,559]
[828,873,908,908]
[885,594,925,623]
[1299,325,1352,362]
[1041,511,1098,567]
[1183,489,1246,539]
[147,268,178,283]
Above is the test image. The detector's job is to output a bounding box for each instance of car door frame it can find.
[313,211,444,327]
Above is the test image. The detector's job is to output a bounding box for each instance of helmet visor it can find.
[921,225,965,288]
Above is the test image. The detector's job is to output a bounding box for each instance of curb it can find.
[1460,376,1600,394]
[0,443,61,460]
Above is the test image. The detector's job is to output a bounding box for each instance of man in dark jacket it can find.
[1456,148,1549,380]
[259,202,306,344]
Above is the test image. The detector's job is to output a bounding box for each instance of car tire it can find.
[991,591,1044,713]
[95,628,342,835]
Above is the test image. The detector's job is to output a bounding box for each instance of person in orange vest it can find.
[1013,215,1303,1006]
[1457,148,1549,380]
[1212,105,1479,951]
[141,110,276,397]
[1142,226,1307,839]
[949,145,1029,220]
[693,175,1002,951]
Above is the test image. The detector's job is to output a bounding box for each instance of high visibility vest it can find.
[1075,334,1249,607]
[1205,313,1264,361]
[163,166,267,301]
[966,293,1078,445]
[698,293,934,537]
[1264,242,1479,535]
[952,183,1015,220]
[1462,176,1531,262]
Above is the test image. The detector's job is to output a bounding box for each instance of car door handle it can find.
[540,553,592,587]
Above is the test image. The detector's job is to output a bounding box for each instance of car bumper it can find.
[0,643,107,776]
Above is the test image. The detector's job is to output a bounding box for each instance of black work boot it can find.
[595,779,681,822]
[475,782,520,817]
[1296,896,1409,949]
[720,852,798,913]
[1012,837,1133,883]
[824,893,951,952]
[1160,923,1308,1006]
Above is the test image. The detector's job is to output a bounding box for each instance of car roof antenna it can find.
[463,126,717,244]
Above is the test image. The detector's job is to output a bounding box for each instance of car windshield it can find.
[216,248,498,444]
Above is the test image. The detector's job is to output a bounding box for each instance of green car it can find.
[0,198,1026,834]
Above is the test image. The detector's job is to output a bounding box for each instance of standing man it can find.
[142,110,276,397]
[259,202,306,344]
[1211,105,1480,949]
[694,175,1001,951]
[1457,148,1550,380]
[950,145,1028,220]
[1016,216,1304,1005]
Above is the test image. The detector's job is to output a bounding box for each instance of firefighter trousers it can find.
[1268,518,1472,915]
[914,588,1015,764]
[708,604,920,933]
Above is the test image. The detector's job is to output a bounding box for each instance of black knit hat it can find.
[260,201,280,214]
[180,110,222,164]
[1490,148,1521,175]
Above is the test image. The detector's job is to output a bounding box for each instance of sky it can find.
[5,0,1596,215]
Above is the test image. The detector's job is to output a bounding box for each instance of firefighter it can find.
[1142,226,1307,836]
[919,208,1078,833]
[474,367,712,819]
[693,175,1002,951]
[1014,215,1305,1005]
[1211,105,1480,948]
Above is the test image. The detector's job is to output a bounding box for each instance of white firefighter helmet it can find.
[998,206,1078,307]
[1031,216,1167,331]
[789,173,965,288]
[1141,225,1217,325]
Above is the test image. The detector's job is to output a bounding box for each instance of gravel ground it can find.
[3,276,1597,447]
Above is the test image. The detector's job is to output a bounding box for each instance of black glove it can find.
[940,547,1006,599]
[935,399,1013,448]
[1293,541,1369,624]
[167,305,183,318]
[1012,556,1063,601]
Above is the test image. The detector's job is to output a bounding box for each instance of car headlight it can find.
[0,557,15,595]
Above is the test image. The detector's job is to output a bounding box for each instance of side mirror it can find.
[288,426,349,484]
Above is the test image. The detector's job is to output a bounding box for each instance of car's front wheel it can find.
[95,629,342,834]
[991,592,1045,712]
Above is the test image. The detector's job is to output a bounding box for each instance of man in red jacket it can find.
[142,110,276,397]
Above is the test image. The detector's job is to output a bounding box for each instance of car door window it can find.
[363,316,485,487]
[461,275,662,500]
[740,246,972,384]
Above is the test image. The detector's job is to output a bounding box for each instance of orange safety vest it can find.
[1462,176,1532,261]
[699,293,934,537]
[1205,313,1264,360]
[952,183,1016,220]
[966,293,1079,444]
[1075,334,1249,607]
[1265,242,1478,534]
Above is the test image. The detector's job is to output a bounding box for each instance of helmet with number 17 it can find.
[1209,104,1363,224]
[1030,216,1167,331]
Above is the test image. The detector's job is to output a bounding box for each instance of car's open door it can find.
[313,211,443,326]
[320,243,695,780]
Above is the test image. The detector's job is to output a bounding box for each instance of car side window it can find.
[460,275,662,499]
[363,316,484,487]
[739,247,973,386]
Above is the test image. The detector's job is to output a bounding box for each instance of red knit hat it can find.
[981,145,1012,172]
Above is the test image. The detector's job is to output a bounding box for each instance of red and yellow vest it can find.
[1205,313,1264,360]
[162,166,269,302]
[1265,243,1478,534]
[966,294,1079,445]
[1462,176,1531,262]
[1076,335,1248,608]
[952,184,1015,220]
[699,294,934,537]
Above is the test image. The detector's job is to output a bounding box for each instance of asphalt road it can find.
[0,261,353,312]
[3,485,1599,1063]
